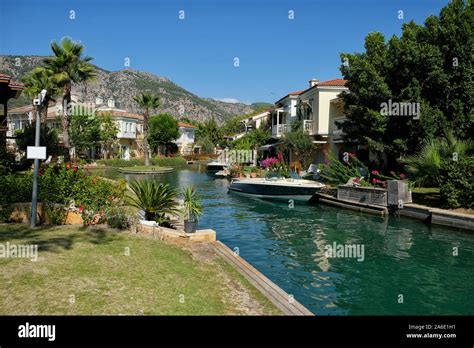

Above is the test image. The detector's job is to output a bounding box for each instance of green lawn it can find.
[118,165,174,173]
[0,224,280,315]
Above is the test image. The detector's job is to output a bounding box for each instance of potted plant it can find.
[182,186,203,233]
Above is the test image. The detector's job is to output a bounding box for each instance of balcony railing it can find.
[272,124,291,138]
[303,119,314,135]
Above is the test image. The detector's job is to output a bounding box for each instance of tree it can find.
[22,68,60,123]
[196,117,222,147]
[338,0,473,166]
[70,108,102,157]
[70,109,119,159]
[281,129,318,169]
[231,127,270,150]
[41,38,96,161]
[148,113,179,155]
[16,123,61,158]
[98,113,119,159]
[134,92,160,166]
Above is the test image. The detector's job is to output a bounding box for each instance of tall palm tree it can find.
[40,38,96,161]
[133,92,160,166]
[22,68,60,123]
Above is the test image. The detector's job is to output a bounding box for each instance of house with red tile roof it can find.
[268,78,351,168]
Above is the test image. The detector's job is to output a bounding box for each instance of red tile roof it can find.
[289,90,305,96]
[178,121,197,129]
[318,78,347,87]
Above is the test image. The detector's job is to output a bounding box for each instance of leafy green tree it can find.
[231,127,270,150]
[339,0,473,165]
[149,113,179,155]
[16,123,61,158]
[134,92,160,166]
[70,108,102,157]
[98,113,119,159]
[281,129,318,169]
[196,118,222,147]
[40,38,96,161]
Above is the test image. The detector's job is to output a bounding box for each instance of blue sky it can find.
[1,0,448,104]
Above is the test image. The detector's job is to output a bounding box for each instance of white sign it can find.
[27,146,47,160]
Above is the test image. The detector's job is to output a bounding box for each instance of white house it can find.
[174,121,198,155]
[271,78,350,165]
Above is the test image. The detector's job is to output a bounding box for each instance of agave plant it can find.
[126,180,179,221]
[182,186,203,222]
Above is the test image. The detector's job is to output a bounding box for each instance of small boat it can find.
[215,169,230,178]
[206,161,228,173]
[228,177,325,202]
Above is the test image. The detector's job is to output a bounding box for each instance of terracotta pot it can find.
[251,172,257,178]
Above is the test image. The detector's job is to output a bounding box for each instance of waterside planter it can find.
[337,180,412,207]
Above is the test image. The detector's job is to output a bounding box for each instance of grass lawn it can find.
[0,224,280,315]
[118,166,174,173]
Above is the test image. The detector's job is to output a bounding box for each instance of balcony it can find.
[117,130,136,139]
[272,124,291,138]
[303,119,314,135]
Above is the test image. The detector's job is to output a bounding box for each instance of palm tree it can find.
[40,38,96,161]
[126,180,179,221]
[133,92,160,166]
[400,133,474,187]
[22,68,60,123]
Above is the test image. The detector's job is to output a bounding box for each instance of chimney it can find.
[95,96,103,106]
[107,98,115,108]
[309,79,319,88]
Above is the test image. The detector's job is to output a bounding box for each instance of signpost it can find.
[29,90,47,228]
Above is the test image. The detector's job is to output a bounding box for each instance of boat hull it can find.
[228,178,324,202]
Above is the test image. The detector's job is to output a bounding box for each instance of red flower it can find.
[354,177,361,183]
[66,163,71,169]
[277,152,284,162]
[372,178,381,184]
[399,173,406,179]
[73,167,78,173]
[371,170,379,175]
[79,204,84,213]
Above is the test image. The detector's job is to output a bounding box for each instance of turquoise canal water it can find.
[97,165,474,315]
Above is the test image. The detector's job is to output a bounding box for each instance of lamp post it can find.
[30,89,47,228]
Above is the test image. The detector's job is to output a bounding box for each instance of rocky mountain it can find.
[0,55,263,124]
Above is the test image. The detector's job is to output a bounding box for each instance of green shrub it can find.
[96,158,144,167]
[438,157,474,209]
[45,203,68,225]
[0,205,14,223]
[105,206,133,230]
[151,156,186,166]
[0,173,32,205]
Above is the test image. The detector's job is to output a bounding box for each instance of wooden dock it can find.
[211,240,314,316]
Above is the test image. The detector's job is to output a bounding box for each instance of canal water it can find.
[97,165,474,315]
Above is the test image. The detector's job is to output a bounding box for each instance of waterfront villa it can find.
[270,78,351,165]
[6,96,199,159]
[175,121,198,155]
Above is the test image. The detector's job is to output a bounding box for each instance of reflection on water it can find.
[94,165,474,315]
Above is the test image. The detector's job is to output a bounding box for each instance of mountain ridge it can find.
[0,55,268,123]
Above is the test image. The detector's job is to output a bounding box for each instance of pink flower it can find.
[79,204,84,213]
[348,152,356,158]
[371,170,379,175]
[399,173,406,179]
[354,177,361,183]
[277,152,284,162]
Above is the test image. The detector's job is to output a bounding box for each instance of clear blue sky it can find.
[1,0,448,104]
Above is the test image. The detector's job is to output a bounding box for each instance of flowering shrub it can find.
[261,157,279,169]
